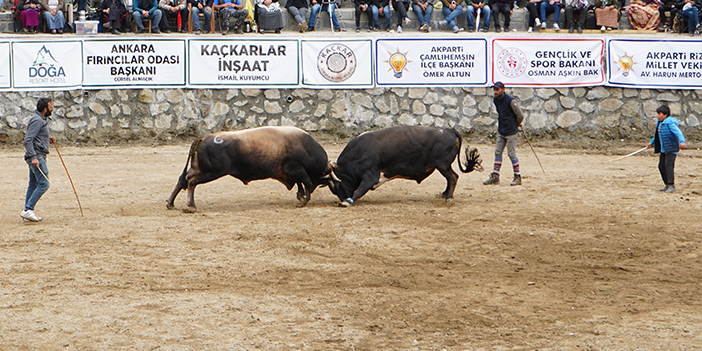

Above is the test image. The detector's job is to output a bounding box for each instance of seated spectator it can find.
[214,0,248,33]
[159,0,188,32]
[539,0,561,30]
[439,0,465,33]
[391,0,411,32]
[627,0,661,30]
[308,0,340,32]
[255,0,283,33]
[40,0,65,34]
[677,0,700,35]
[375,0,393,31]
[16,0,41,33]
[354,0,375,31]
[491,0,514,31]
[565,0,587,32]
[657,0,678,30]
[594,0,620,31]
[285,0,309,32]
[134,0,163,33]
[99,0,129,34]
[412,0,434,32]
[467,0,491,32]
[525,0,542,31]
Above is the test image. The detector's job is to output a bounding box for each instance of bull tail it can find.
[453,129,484,174]
[177,137,204,190]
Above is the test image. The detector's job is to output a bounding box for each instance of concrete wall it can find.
[1,87,700,144]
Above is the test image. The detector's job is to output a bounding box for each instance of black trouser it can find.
[161,8,189,31]
[658,4,678,27]
[392,0,409,25]
[355,4,373,27]
[526,1,541,27]
[658,152,677,186]
[492,2,511,29]
[565,5,585,29]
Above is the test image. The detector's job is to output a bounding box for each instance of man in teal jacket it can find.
[647,105,686,193]
[133,0,163,33]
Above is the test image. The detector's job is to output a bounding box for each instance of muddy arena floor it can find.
[1,138,701,350]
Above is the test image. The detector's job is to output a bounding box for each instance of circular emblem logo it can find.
[317,44,357,82]
[496,47,527,78]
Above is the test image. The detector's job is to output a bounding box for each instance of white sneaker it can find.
[553,23,560,31]
[20,209,42,222]
[397,25,403,33]
[439,20,447,26]
[405,17,411,25]
[600,26,606,31]
[541,21,546,29]
[528,26,533,33]
[534,18,541,27]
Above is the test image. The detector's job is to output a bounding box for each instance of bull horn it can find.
[330,169,341,182]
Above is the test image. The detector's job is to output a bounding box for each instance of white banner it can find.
[607,39,702,89]
[12,40,82,90]
[301,39,373,88]
[376,38,488,87]
[0,41,11,89]
[492,38,605,87]
[83,39,186,88]
[188,39,299,87]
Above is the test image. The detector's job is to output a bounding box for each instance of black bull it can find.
[166,126,334,212]
[328,126,483,207]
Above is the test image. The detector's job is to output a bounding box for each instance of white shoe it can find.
[553,23,560,31]
[405,17,411,25]
[20,209,42,222]
[528,26,533,33]
[534,18,541,27]
[541,21,546,29]
[600,26,606,31]
[397,25,402,33]
[439,20,447,26]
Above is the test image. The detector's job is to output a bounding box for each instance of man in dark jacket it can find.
[491,0,515,31]
[99,0,129,34]
[657,0,678,30]
[484,82,526,186]
[354,0,375,31]
[133,0,163,33]
[21,98,56,223]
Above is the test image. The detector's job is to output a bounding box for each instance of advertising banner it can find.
[607,39,702,89]
[0,41,11,89]
[12,40,82,90]
[492,38,605,87]
[188,38,299,87]
[83,39,186,88]
[375,38,488,87]
[301,39,373,88]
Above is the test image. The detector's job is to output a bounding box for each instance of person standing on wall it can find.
[21,97,56,223]
[484,81,526,186]
[646,105,686,193]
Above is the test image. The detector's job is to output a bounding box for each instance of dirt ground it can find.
[1,137,701,350]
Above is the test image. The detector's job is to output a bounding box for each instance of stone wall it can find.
[1,87,700,145]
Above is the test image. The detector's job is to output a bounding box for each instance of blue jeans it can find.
[309,3,340,29]
[42,10,65,30]
[25,156,50,211]
[190,6,210,31]
[442,3,464,28]
[374,4,392,29]
[133,9,163,30]
[682,7,699,33]
[466,5,490,30]
[540,2,560,23]
[412,4,433,26]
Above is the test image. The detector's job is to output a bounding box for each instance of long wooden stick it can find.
[53,143,83,217]
[521,128,545,173]
[606,146,648,163]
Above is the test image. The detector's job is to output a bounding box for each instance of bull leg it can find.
[340,171,379,207]
[184,180,199,213]
[285,166,313,207]
[437,166,459,200]
[166,182,183,210]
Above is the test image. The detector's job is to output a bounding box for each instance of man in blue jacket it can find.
[21,98,56,223]
[647,105,686,193]
[133,0,163,33]
[484,81,525,186]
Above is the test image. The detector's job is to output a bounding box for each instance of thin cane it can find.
[36,164,54,188]
[520,128,545,174]
[53,143,84,217]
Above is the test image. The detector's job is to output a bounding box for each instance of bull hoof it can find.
[444,198,455,207]
[339,201,352,207]
[166,203,175,210]
[183,206,198,213]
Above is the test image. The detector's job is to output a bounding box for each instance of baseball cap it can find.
[491,81,505,89]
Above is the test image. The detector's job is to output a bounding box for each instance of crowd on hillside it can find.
[11,0,701,35]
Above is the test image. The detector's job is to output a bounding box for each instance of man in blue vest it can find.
[484,81,525,186]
